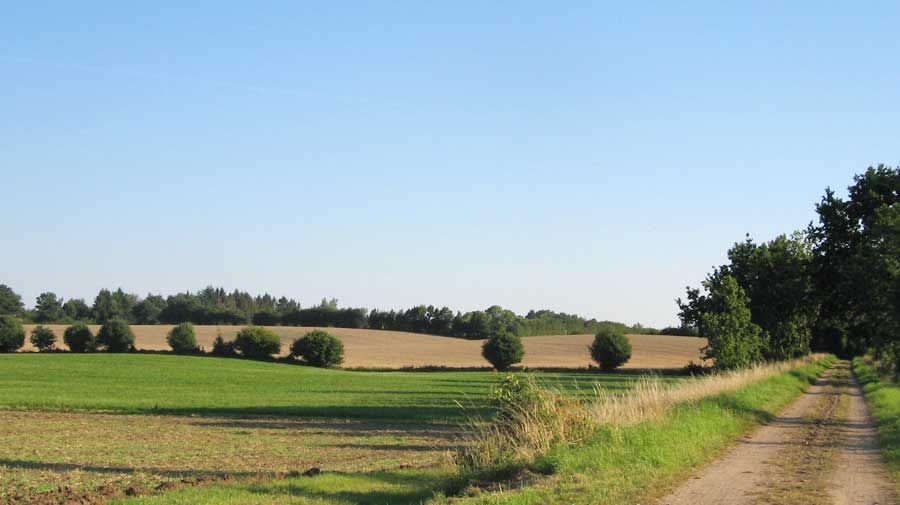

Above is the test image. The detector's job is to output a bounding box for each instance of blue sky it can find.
[2,2,898,327]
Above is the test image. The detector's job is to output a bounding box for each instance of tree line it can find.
[678,165,900,372]
[0,285,684,340]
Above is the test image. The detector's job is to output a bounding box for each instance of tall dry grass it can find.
[455,354,826,472]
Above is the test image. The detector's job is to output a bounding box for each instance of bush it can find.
[64,323,96,352]
[0,316,25,353]
[589,329,632,371]
[97,319,135,352]
[290,330,344,367]
[211,335,237,356]
[482,330,525,371]
[683,360,711,376]
[167,322,198,354]
[233,326,281,359]
[30,325,56,351]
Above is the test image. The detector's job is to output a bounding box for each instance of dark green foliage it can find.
[481,330,525,371]
[809,166,900,363]
[167,322,198,354]
[233,326,281,359]
[659,325,699,337]
[62,298,91,321]
[131,294,167,324]
[63,323,96,352]
[252,310,281,326]
[699,276,764,370]
[281,307,366,328]
[0,316,25,352]
[92,289,136,324]
[290,330,344,367]
[211,335,237,356]
[0,285,23,316]
[589,329,632,371]
[29,325,56,351]
[33,292,65,323]
[97,319,135,352]
[679,233,816,361]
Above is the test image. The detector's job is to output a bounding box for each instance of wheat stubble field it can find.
[20,324,706,369]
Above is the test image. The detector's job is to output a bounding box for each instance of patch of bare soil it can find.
[657,362,897,505]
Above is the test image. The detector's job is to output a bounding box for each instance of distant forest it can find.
[0,285,695,339]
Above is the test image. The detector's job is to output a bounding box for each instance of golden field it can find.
[20,324,706,369]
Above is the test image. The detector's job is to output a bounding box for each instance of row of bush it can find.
[0,316,136,353]
[0,315,348,368]
[1,315,633,371]
[480,327,632,371]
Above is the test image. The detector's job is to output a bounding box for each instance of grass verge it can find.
[852,357,900,490]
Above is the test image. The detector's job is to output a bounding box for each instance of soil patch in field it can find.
[0,410,456,503]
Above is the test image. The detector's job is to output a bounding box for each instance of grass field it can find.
[0,353,663,502]
[20,324,707,369]
[0,354,649,421]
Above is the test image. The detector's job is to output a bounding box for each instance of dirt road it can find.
[659,361,896,505]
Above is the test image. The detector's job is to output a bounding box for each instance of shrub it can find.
[589,328,632,371]
[211,334,237,356]
[233,326,281,359]
[482,330,525,371]
[0,316,25,353]
[167,322,198,354]
[684,360,711,376]
[64,323,96,352]
[97,319,135,352]
[30,325,56,351]
[290,330,344,367]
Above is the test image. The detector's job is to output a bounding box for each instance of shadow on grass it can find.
[0,458,260,479]
[146,404,493,422]
[242,470,452,505]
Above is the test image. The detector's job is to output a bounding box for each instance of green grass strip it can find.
[852,357,900,491]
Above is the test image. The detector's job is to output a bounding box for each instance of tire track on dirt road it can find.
[657,361,896,505]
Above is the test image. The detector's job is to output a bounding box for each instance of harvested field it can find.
[21,325,706,369]
[0,409,455,502]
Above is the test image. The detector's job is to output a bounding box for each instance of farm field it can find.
[0,354,652,421]
[20,324,707,369]
[0,353,661,503]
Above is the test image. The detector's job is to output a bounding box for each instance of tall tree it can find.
[33,292,64,323]
[0,285,23,316]
[699,276,764,370]
[679,233,817,360]
[809,165,900,360]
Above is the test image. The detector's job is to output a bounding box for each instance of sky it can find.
[2,2,899,327]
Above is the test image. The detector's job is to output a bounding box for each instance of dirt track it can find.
[659,361,896,505]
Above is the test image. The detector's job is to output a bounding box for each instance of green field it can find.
[0,353,646,422]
